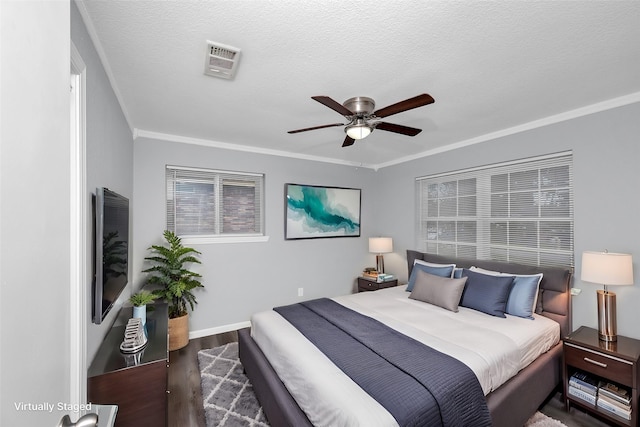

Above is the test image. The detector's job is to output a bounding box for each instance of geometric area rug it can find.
[199,343,566,427]
[198,342,269,427]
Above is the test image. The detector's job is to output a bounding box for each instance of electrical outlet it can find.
[570,288,582,296]
[298,287,304,297]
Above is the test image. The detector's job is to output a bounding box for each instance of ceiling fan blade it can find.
[342,135,355,147]
[373,93,435,118]
[312,96,354,116]
[375,122,422,136]
[288,123,344,134]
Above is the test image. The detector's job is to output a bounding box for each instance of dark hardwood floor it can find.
[540,392,614,427]
[168,331,238,427]
[169,331,613,427]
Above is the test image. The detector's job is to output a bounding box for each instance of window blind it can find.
[166,166,264,237]
[416,152,573,268]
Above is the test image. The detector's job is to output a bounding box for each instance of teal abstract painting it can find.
[285,184,361,239]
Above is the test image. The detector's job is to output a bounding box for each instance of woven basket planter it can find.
[168,313,189,351]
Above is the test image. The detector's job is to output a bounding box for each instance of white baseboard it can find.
[189,321,251,340]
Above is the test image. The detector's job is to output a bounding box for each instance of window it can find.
[166,166,265,242]
[416,152,573,267]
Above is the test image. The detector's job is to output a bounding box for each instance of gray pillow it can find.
[409,269,467,312]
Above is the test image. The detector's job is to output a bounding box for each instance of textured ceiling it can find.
[77,0,640,168]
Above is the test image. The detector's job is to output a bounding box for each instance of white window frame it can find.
[416,151,574,268]
[166,165,268,244]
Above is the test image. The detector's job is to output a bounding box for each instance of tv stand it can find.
[88,303,168,427]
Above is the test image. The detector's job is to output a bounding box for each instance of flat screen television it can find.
[93,187,129,324]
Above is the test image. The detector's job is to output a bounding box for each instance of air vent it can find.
[204,41,241,80]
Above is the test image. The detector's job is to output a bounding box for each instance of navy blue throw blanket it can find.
[274,298,491,427]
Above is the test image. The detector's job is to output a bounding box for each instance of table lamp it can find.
[369,237,393,274]
[581,250,634,342]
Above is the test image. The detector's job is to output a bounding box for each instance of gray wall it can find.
[132,138,379,334]
[1,1,71,425]
[71,2,135,363]
[376,102,640,339]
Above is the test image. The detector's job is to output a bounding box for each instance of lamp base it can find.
[597,289,618,342]
[376,255,385,274]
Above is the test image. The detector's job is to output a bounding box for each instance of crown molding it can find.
[376,92,640,169]
[134,129,377,169]
[74,0,134,132]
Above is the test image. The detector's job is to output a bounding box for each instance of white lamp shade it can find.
[581,251,634,285]
[369,237,393,254]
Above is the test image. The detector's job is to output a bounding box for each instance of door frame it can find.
[70,41,88,405]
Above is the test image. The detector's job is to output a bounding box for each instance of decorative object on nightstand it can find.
[563,326,640,426]
[581,250,634,342]
[369,237,393,274]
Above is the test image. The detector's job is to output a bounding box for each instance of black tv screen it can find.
[93,187,129,324]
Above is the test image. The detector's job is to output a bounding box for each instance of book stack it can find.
[362,269,379,280]
[361,269,396,283]
[597,381,632,420]
[568,371,597,405]
[376,273,396,283]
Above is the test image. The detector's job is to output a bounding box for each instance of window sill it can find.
[181,235,270,245]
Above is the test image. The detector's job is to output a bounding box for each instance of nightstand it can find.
[563,326,640,427]
[357,276,398,292]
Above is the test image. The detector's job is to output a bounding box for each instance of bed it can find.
[239,250,572,427]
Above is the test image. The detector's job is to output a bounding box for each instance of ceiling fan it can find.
[287,93,435,147]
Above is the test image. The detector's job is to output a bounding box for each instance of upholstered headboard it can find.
[406,250,573,338]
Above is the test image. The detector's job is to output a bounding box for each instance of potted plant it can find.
[129,290,157,325]
[143,230,203,351]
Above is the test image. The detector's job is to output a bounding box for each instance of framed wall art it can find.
[285,183,361,240]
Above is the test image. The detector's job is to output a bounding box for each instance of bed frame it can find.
[239,250,573,427]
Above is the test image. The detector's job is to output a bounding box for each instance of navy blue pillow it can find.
[406,261,455,291]
[460,268,514,317]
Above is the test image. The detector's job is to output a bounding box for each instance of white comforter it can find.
[251,285,560,427]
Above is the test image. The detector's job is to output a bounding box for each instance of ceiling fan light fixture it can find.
[345,120,372,140]
[288,93,434,146]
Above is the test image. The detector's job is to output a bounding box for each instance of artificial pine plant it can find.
[128,290,157,307]
[143,230,203,318]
